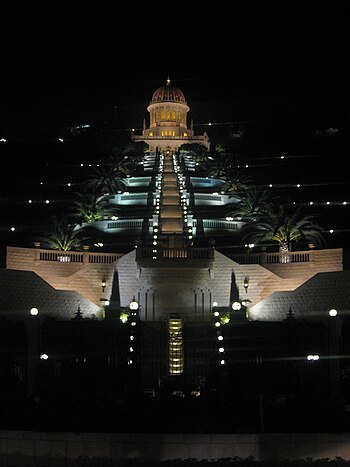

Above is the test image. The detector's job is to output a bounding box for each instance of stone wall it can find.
[264,248,343,279]
[1,430,350,463]
[6,247,118,306]
[5,246,343,315]
[116,249,343,321]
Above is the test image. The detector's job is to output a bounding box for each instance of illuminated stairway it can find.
[160,152,183,234]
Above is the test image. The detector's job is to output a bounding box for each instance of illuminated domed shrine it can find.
[131,77,210,152]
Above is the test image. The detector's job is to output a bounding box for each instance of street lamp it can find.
[232,299,251,321]
[101,278,107,292]
[128,297,140,366]
[129,297,139,311]
[100,298,110,307]
[129,297,140,326]
[243,276,249,293]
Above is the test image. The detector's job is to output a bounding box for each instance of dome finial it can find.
[166,76,171,86]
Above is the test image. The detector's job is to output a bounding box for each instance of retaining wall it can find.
[1,430,350,464]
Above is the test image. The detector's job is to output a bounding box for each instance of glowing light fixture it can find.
[129,298,139,311]
[243,276,249,293]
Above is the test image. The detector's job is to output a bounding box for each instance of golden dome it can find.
[151,78,186,104]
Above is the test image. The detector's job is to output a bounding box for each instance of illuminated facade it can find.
[131,78,210,153]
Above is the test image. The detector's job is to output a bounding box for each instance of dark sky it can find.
[1,0,348,138]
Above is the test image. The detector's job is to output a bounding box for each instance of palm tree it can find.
[109,153,133,178]
[82,163,126,195]
[71,193,117,224]
[204,153,235,180]
[241,205,326,262]
[228,188,272,221]
[40,215,85,251]
[204,152,251,192]
[180,143,209,163]
[122,141,148,163]
[220,171,251,193]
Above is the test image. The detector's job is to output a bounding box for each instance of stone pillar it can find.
[33,242,41,263]
[83,245,89,263]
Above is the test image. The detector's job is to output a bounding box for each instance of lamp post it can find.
[243,276,249,293]
[128,297,140,365]
[328,308,341,405]
[231,299,251,321]
[129,297,139,312]
[129,298,139,326]
[27,307,41,398]
[231,301,242,311]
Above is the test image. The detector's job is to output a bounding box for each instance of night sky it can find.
[0,1,349,260]
[1,1,348,137]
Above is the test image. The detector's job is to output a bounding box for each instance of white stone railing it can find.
[202,219,240,230]
[37,249,124,264]
[136,247,214,261]
[39,250,84,263]
[229,250,313,264]
[106,219,143,229]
